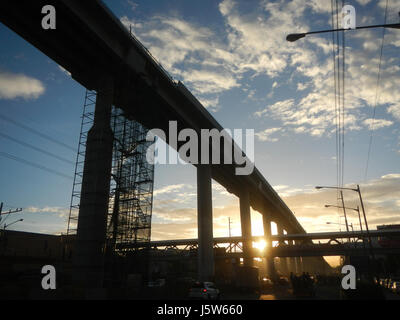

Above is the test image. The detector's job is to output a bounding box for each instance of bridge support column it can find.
[302,257,310,274]
[277,224,288,276]
[239,189,253,267]
[197,164,214,281]
[262,210,276,279]
[289,240,297,274]
[73,76,114,289]
[295,241,303,274]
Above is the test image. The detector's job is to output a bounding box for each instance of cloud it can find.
[23,206,70,218]
[127,0,138,11]
[356,0,372,5]
[198,96,220,112]
[119,0,325,107]
[388,104,400,121]
[153,184,188,196]
[0,71,45,100]
[58,65,71,77]
[150,173,400,242]
[254,99,294,118]
[119,1,400,137]
[255,127,281,142]
[363,118,393,130]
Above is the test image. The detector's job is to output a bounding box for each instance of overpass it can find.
[1,0,319,286]
[144,230,400,276]
[142,230,400,256]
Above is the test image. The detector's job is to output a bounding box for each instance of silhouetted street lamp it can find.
[315,185,371,250]
[325,204,363,232]
[326,221,354,232]
[316,185,376,280]
[3,218,23,230]
[286,22,400,42]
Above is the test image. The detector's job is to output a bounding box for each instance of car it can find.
[382,278,391,289]
[260,277,273,290]
[188,281,220,300]
[277,276,290,286]
[386,278,393,289]
[147,279,166,287]
[391,281,400,294]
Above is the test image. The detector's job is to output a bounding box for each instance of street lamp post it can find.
[339,191,351,242]
[325,204,363,232]
[316,185,376,279]
[3,218,23,230]
[316,185,373,250]
[286,22,400,42]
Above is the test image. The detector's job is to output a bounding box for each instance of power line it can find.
[341,0,346,188]
[331,0,345,200]
[0,113,77,152]
[331,0,340,198]
[0,151,73,180]
[335,0,343,189]
[364,0,389,181]
[0,132,75,165]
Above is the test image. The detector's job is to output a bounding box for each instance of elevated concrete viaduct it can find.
[1,0,316,287]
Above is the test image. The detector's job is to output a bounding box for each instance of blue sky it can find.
[0,0,399,253]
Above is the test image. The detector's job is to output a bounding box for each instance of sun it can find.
[253,239,267,252]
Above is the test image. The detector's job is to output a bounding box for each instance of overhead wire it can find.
[331,0,340,207]
[0,113,77,153]
[0,151,73,180]
[364,0,389,181]
[0,132,75,165]
[341,0,346,189]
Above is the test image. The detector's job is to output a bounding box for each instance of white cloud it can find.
[198,96,220,112]
[255,127,281,142]
[387,104,400,121]
[119,1,400,136]
[149,172,400,240]
[24,206,70,218]
[363,118,393,130]
[58,65,71,77]
[0,71,45,100]
[127,0,138,11]
[355,0,372,5]
[153,184,188,196]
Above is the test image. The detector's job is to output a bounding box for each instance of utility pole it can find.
[228,217,232,238]
[0,202,23,225]
[339,191,351,243]
[357,185,375,262]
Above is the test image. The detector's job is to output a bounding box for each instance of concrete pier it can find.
[239,190,252,267]
[73,76,114,288]
[277,224,288,275]
[262,209,276,279]
[197,164,214,281]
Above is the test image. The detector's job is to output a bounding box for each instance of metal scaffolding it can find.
[67,90,96,236]
[67,90,154,255]
[107,107,154,253]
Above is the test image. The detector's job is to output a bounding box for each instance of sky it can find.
[0,0,399,267]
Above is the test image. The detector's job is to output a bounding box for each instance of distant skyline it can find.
[0,0,399,267]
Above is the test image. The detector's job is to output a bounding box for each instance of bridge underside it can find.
[0,0,334,286]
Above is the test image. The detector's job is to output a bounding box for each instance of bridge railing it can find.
[127,26,176,85]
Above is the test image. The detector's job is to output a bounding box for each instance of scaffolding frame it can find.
[67,90,96,236]
[107,107,154,253]
[67,90,154,256]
